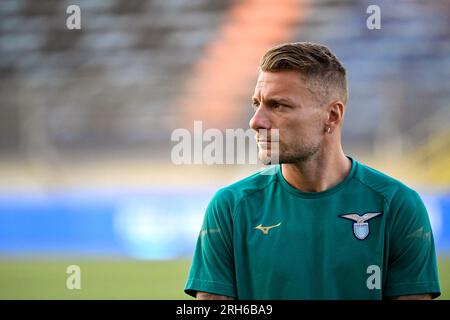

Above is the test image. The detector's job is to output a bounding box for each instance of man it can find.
[184,42,441,299]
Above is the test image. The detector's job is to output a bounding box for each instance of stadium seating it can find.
[1,0,449,164]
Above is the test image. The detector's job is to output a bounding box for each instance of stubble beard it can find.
[259,139,320,165]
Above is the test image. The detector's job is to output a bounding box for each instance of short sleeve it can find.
[184,189,237,298]
[384,188,441,298]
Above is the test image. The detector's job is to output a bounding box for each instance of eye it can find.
[252,100,260,109]
[271,101,291,110]
[270,102,284,110]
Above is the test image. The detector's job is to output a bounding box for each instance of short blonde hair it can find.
[260,42,348,104]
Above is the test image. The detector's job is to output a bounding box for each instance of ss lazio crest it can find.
[339,212,383,240]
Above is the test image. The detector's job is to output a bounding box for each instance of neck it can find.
[281,145,351,193]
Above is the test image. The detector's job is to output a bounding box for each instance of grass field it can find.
[0,258,449,299]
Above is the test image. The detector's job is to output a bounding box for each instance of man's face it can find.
[250,70,327,164]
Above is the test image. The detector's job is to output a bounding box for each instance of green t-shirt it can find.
[185,158,441,299]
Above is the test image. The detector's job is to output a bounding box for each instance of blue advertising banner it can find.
[0,189,449,259]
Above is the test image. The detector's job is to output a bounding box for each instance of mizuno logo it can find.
[255,222,282,235]
[339,212,383,240]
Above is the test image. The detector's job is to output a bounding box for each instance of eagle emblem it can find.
[339,212,383,240]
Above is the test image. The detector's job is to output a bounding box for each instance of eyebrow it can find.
[252,96,294,105]
[269,98,294,105]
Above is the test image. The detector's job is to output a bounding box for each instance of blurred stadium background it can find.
[0,0,449,299]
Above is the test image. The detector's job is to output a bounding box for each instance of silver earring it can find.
[327,127,331,134]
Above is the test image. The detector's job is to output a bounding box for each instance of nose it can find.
[249,106,271,131]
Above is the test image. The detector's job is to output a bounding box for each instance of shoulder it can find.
[208,167,278,215]
[353,160,423,209]
[355,163,425,216]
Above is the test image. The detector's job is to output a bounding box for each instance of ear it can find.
[325,100,345,133]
